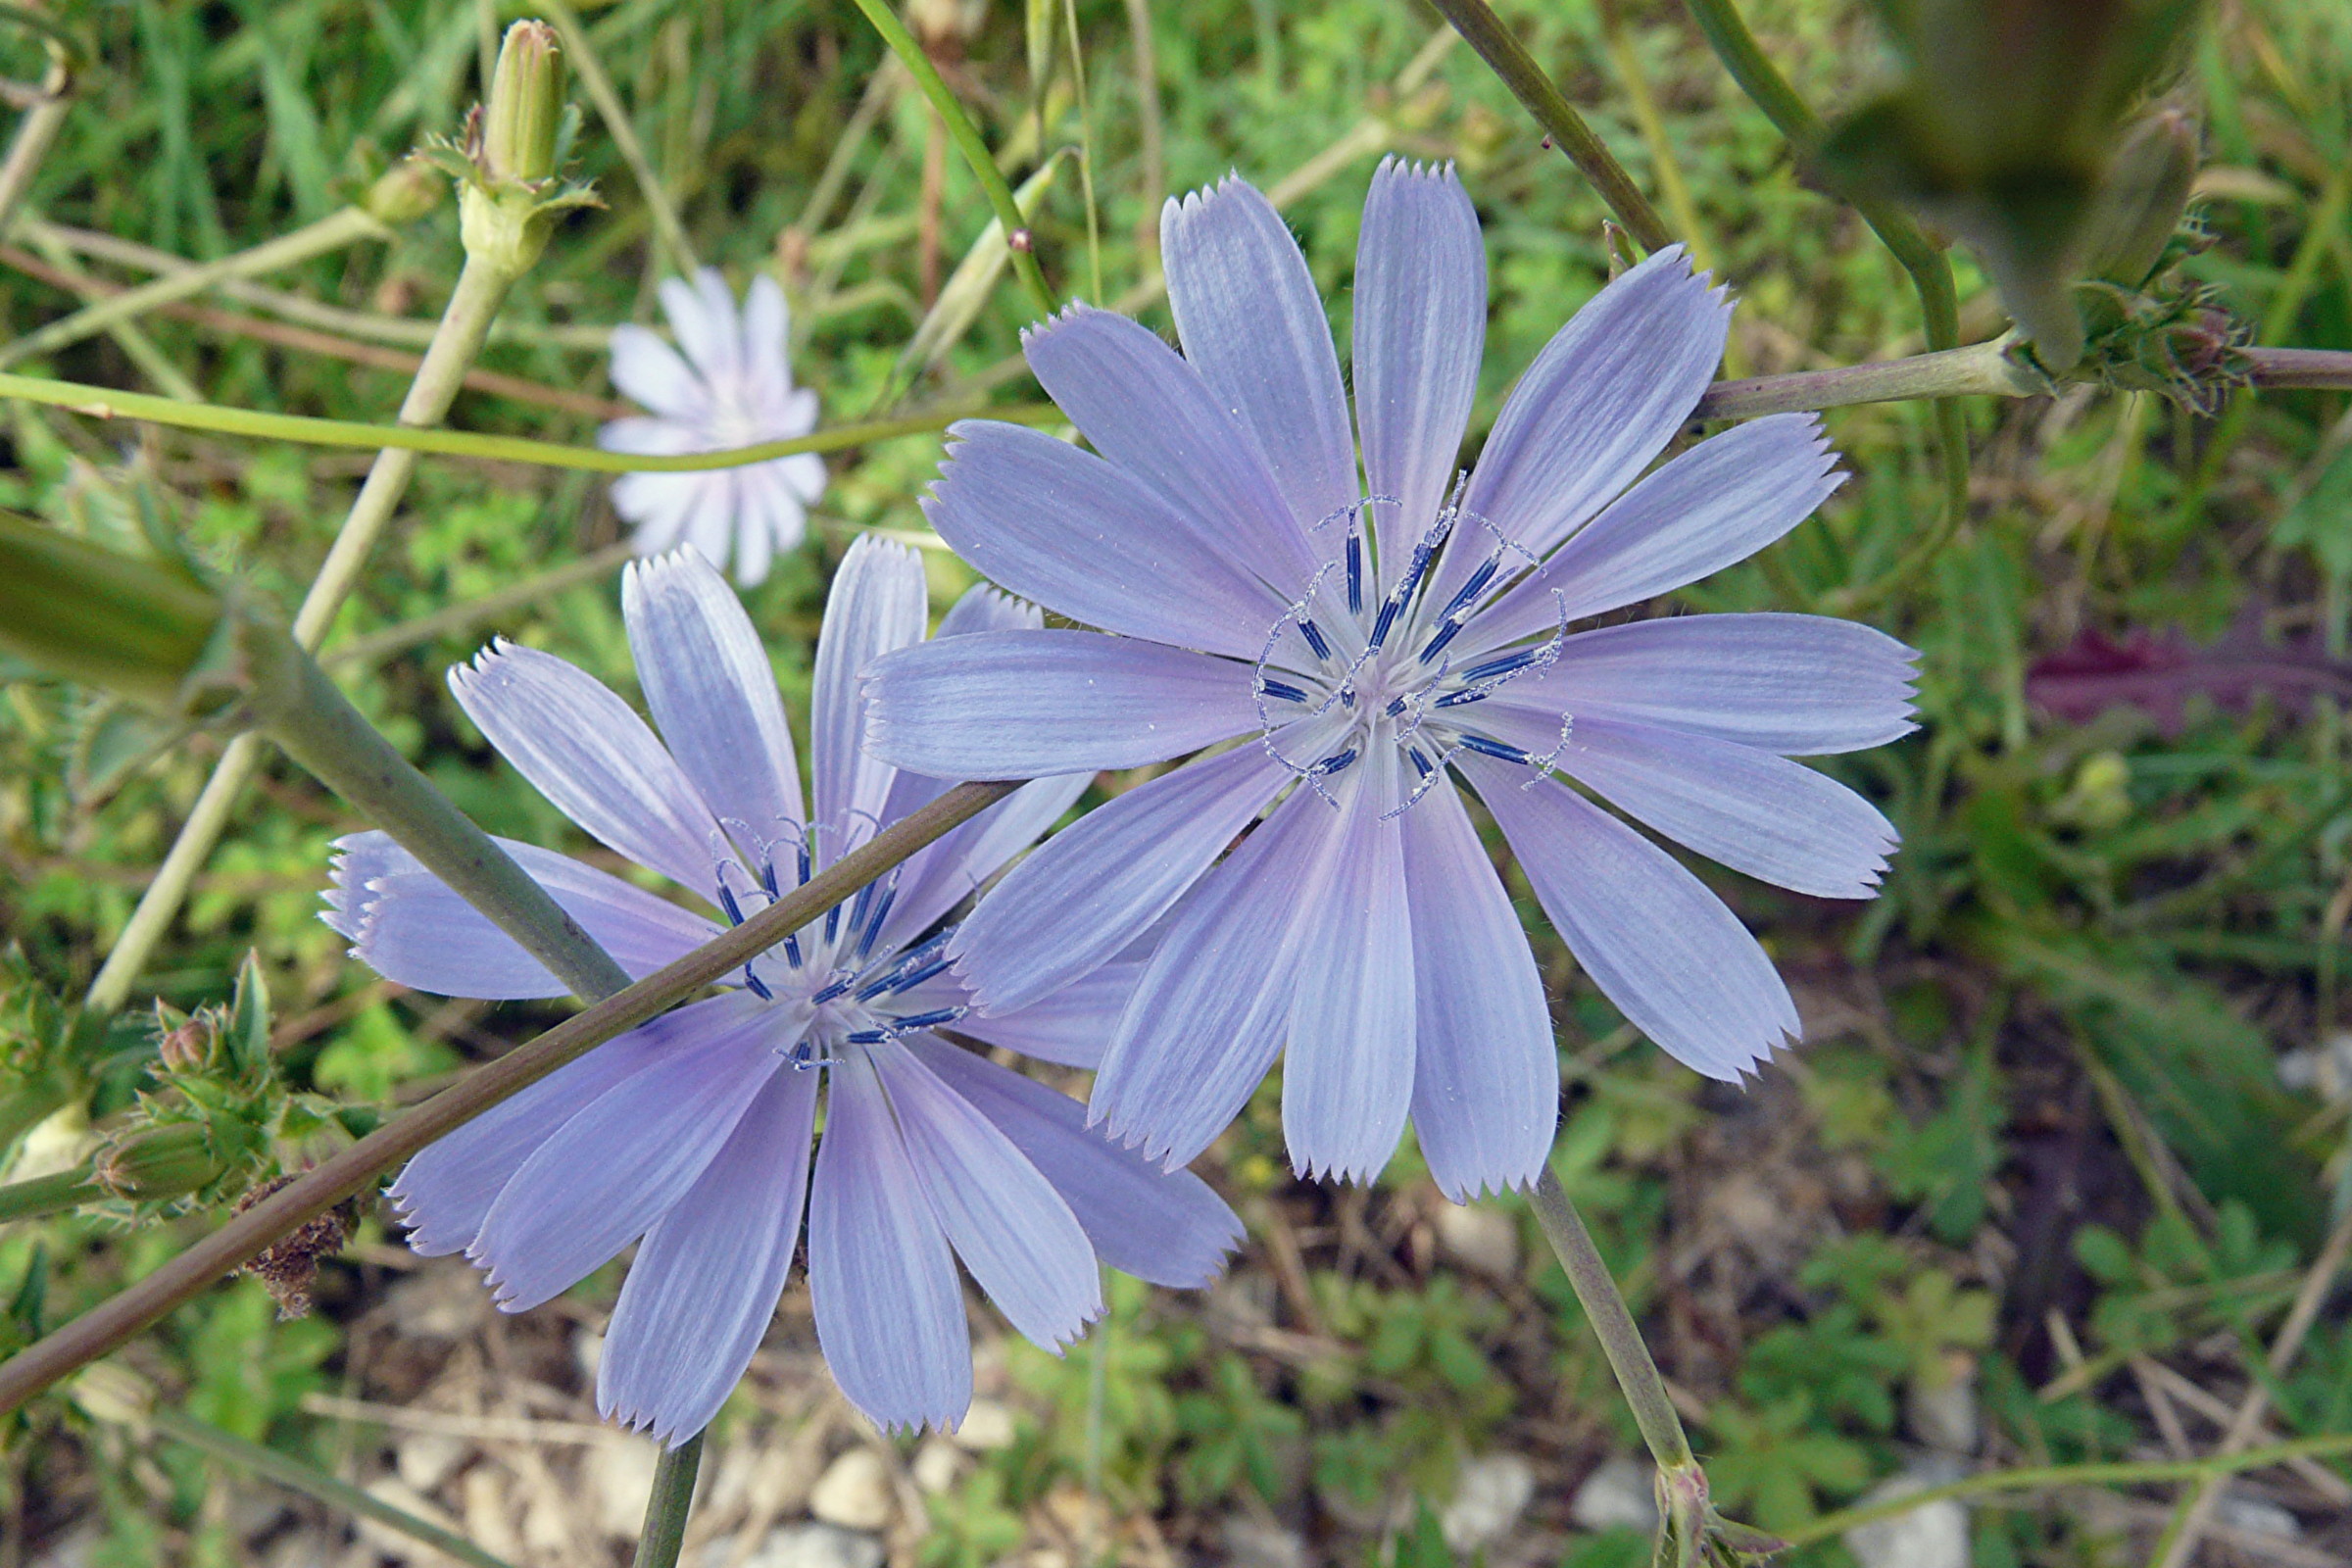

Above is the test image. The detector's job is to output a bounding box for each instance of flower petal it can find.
[924,419,1286,659]
[608,325,707,421]
[623,549,806,840]
[325,831,718,999]
[1021,304,1318,593]
[1353,158,1486,587]
[470,995,782,1312]
[741,272,795,409]
[1162,177,1358,545]
[662,269,740,382]
[811,535,928,861]
[448,640,723,892]
[1468,414,1842,647]
[863,629,1260,777]
[1529,717,1898,899]
[869,1039,1101,1350]
[1094,783,1339,1168]
[598,1064,817,1446]
[1398,778,1556,1201]
[908,1036,1243,1288]
[1483,612,1919,756]
[612,470,705,558]
[952,743,1292,1013]
[388,1022,677,1257]
[1434,246,1727,610]
[1281,760,1417,1184]
[1466,757,1796,1082]
[808,1049,970,1434]
[948,961,1142,1068]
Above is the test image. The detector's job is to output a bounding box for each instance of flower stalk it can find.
[0,778,1018,1416]
[629,1433,705,1568]
[0,33,78,246]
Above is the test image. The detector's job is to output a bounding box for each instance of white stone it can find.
[1569,1454,1657,1534]
[1843,1471,1970,1568]
[1906,1368,1981,1455]
[2214,1490,2300,1540]
[911,1438,965,1495]
[394,1431,470,1494]
[699,1522,887,1568]
[573,1326,605,1381]
[1442,1452,1537,1551]
[1434,1203,1520,1280]
[808,1447,895,1532]
[1219,1514,1308,1568]
[591,1437,662,1538]
[953,1396,1017,1450]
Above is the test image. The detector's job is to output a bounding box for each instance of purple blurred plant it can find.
[324,541,1240,1441]
[862,162,1920,1200]
[2027,617,2352,732]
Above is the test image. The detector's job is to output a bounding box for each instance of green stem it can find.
[0,1161,97,1224]
[21,221,202,402]
[541,0,699,277]
[1693,339,2041,419]
[0,205,387,369]
[848,0,1057,319]
[84,250,524,1016]
[1679,0,1970,520]
[1528,1165,1695,1471]
[0,44,74,246]
[0,780,1015,1416]
[0,369,1059,471]
[145,1403,518,1568]
[1780,1432,2352,1549]
[1421,0,1672,253]
[322,540,635,671]
[629,1431,705,1568]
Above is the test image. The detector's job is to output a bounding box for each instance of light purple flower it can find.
[859,162,1919,1200]
[323,539,1241,1442]
[601,269,828,586]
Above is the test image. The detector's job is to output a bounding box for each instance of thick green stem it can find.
[1422,0,1672,252]
[0,1161,97,1224]
[630,1431,705,1568]
[0,780,1016,1415]
[84,251,526,1016]
[848,0,1057,319]
[1680,0,1970,519]
[0,369,1060,471]
[1528,1165,1694,1471]
[0,205,388,369]
[1694,339,2041,419]
[142,1403,519,1568]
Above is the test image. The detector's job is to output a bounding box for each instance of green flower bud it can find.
[0,512,232,716]
[361,154,446,228]
[481,21,566,186]
[2082,109,2200,287]
[92,1122,221,1204]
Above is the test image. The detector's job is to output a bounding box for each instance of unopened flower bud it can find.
[93,1122,220,1203]
[361,155,445,227]
[155,1018,208,1073]
[0,513,231,716]
[2082,109,2200,287]
[481,21,566,186]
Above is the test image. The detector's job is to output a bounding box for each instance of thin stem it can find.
[1595,0,1708,271]
[541,0,699,277]
[0,42,74,246]
[0,1161,97,1225]
[244,625,632,1004]
[1679,0,1970,520]
[1780,1432,2352,1549]
[20,222,202,402]
[1422,0,1672,253]
[144,1404,518,1568]
[1527,1165,1694,1470]
[629,1431,705,1568]
[0,370,1061,472]
[0,780,1016,1415]
[0,205,387,369]
[1693,339,2042,419]
[1120,0,1163,259]
[84,251,522,1016]
[323,541,635,671]
[848,0,1057,319]
[1062,0,1103,302]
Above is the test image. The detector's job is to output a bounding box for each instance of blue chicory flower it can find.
[324,539,1242,1442]
[860,161,1920,1200]
[600,269,828,586]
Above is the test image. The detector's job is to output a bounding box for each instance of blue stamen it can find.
[1346,532,1363,614]
[1459,648,1542,684]
[1298,617,1332,661]
[743,967,773,1001]
[783,933,804,968]
[1314,748,1358,776]
[887,1006,964,1033]
[1435,688,1488,709]
[788,1040,838,1069]
[1258,677,1310,704]
[888,956,953,994]
[1439,553,1502,620]
[824,901,842,943]
[760,858,781,899]
[797,843,812,885]
[716,883,747,927]
[1457,733,1536,764]
[811,975,854,1004]
[1418,616,1465,664]
[1368,596,1401,651]
[855,884,897,959]
[1385,696,1407,716]
[845,1029,887,1045]
[1409,748,1435,777]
